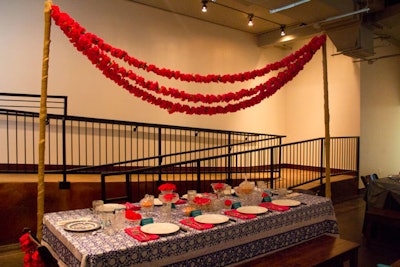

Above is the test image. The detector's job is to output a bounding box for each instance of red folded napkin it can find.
[125,202,141,211]
[175,199,187,205]
[179,218,213,230]
[259,202,289,212]
[224,210,257,220]
[125,226,159,242]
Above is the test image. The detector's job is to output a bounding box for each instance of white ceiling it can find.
[126,0,400,60]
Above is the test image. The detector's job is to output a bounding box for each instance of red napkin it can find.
[179,218,214,230]
[224,210,257,220]
[125,202,141,211]
[125,226,159,242]
[259,202,289,212]
[175,199,187,205]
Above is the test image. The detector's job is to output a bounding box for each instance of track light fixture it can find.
[248,14,254,26]
[201,0,284,30]
[201,0,208,13]
[280,25,286,36]
[269,0,310,14]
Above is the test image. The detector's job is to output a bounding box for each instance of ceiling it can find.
[126,0,400,61]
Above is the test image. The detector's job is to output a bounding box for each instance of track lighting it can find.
[201,0,208,13]
[248,14,254,26]
[269,0,310,14]
[280,25,286,36]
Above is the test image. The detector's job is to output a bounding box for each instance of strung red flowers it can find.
[50,5,326,115]
[19,232,45,267]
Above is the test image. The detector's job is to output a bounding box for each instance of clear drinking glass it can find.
[92,200,104,219]
[187,190,197,207]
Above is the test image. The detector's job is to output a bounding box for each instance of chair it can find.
[360,173,379,188]
[360,176,368,188]
[361,173,379,233]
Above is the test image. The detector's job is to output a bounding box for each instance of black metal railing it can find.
[100,136,359,202]
[0,93,284,184]
[0,92,359,201]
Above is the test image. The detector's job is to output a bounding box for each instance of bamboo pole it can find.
[322,41,331,198]
[37,0,52,241]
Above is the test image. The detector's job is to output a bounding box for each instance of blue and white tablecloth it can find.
[42,193,338,267]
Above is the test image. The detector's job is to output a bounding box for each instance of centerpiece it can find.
[192,196,212,212]
[158,183,177,194]
[211,183,229,210]
[139,194,154,217]
[159,192,179,221]
[236,177,255,205]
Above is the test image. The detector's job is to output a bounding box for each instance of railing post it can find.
[196,160,201,192]
[278,137,282,178]
[319,138,324,185]
[356,137,360,179]
[269,148,274,188]
[158,127,162,183]
[59,96,70,189]
[227,132,232,184]
[126,173,132,202]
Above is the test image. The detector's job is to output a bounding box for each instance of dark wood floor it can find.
[0,193,399,267]
[335,194,399,267]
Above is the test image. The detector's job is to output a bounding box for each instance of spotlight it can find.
[280,25,286,36]
[248,14,254,26]
[202,0,208,12]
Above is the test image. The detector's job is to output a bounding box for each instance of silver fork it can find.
[130,229,150,241]
[184,219,205,230]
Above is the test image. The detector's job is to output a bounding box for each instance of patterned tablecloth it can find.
[42,193,338,267]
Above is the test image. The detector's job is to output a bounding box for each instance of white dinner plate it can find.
[140,223,180,235]
[181,193,202,200]
[154,198,163,206]
[194,214,229,224]
[271,199,301,207]
[64,220,101,232]
[237,206,268,215]
[271,189,293,195]
[98,203,126,212]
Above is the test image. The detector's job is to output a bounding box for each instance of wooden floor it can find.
[1,193,398,267]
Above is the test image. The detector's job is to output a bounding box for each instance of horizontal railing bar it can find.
[101,138,323,176]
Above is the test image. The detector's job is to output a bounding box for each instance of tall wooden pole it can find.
[322,41,331,198]
[37,0,52,241]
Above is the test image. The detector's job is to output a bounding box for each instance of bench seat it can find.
[234,235,360,267]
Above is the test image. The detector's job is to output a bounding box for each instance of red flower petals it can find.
[158,183,177,192]
[224,199,233,206]
[50,5,326,115]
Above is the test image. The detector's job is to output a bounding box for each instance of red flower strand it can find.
[50,5,326,115]
[50,5,325,84]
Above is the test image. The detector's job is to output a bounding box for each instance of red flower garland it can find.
[50,5,319,84]
[50,5,326,115]
[19,232,45,267]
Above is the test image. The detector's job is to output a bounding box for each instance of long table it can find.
[42,193,338,267]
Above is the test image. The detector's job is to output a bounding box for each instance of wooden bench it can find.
[364,207,400,247]
[234,235,360,267]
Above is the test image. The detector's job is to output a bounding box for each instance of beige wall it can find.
[1,0,369,180]
[360,41,400,177]
[0,0,359,141]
